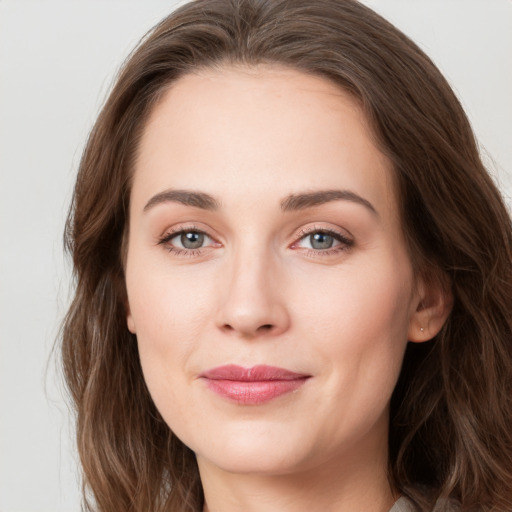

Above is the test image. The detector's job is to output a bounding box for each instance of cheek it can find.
[282,256,414,448]
[297,254,412,331]
[127,254,212,339]
[125,258,214,408]
[293,254,414,386]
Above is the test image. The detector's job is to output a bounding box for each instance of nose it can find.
[215,247,290,339]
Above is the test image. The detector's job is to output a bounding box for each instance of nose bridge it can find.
[216,237,289,337]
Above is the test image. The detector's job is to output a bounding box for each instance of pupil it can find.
[310,232,333,250]
[181,231,204,249]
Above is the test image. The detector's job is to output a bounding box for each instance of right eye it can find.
[173,230,209,249]
[158,228,218,254]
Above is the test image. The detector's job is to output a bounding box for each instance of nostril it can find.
[258,324,273,332]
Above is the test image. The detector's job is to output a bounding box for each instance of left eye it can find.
[295,230,350,251]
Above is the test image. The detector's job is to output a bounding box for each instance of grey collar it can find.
[388,497,414,512]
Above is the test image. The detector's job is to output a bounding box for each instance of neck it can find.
[198,430,396,512]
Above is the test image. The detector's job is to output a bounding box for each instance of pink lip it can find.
[199,365,310,405]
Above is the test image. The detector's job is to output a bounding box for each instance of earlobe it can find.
[127,314,136,334]
[408,275,453,343]
[126,303,137,334]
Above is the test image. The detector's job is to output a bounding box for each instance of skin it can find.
[125,65,450,512]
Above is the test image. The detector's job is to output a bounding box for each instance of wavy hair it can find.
[61,0,512,510]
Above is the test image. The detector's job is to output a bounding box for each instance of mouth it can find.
[199,364,311,405]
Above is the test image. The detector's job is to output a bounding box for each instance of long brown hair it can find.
[62,1,512,510]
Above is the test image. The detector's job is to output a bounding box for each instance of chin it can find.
[197,447,308,476]
[189,421,316,476]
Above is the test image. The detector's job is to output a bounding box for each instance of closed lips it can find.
[199,365,311,405]
[200,364,310,381]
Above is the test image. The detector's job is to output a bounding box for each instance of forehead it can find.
[132,64,397,224]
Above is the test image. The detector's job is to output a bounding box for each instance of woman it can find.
[61,0,512,511]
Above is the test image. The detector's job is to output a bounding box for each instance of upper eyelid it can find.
[294,224,353,241]
[157,224,213,241]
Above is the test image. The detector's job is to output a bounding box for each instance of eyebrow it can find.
[281,189,378,216]
[143,189,220,212]
[143,188,377,216]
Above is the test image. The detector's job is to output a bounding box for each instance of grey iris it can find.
[181,231,204,249]
[310,232,334,250]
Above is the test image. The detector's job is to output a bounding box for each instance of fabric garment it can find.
[389,497,414,512]
[388,496,461,512]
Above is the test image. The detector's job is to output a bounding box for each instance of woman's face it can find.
[125,65,425,477]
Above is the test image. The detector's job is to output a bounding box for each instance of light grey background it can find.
[0,1,510,511]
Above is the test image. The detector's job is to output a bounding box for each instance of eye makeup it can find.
[156,222,354,259]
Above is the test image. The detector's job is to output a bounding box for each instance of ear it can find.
[126,302,137,334]
[407,274,453,343]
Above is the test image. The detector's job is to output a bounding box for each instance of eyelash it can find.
[157,225,354,257]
